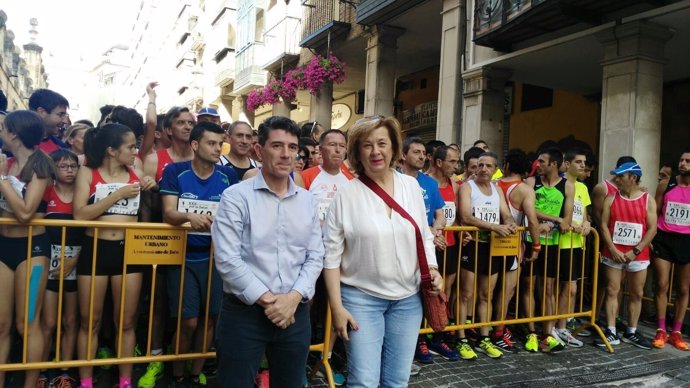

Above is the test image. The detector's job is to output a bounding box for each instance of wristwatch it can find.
[632,247,642,256]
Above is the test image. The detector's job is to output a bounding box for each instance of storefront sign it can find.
[331,103,351,130]
[402,101,437,131]
[124,228,186,266]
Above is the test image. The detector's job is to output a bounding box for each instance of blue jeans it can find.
[216,294,311,388]
[341,285,423,388]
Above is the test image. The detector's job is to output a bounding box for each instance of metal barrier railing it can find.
[0,217,335,388]
[419,226,613,353]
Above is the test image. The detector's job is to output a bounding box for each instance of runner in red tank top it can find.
[599,162,657,350]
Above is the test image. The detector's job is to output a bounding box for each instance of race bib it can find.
[178,199,219,236]
[612,221,643,246]
[475,205,499,225]
[49,244,80,280]
[573,200,584,225]
[0,176,25,213]
[443,201,456,227]
[665,201,690,226]
[94,183,140,215]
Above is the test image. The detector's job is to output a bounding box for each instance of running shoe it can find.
[652,329,668,349]
[255,370,270,388]
[456,339,478,360]
[668,331,690,351]
[622,331,652,350]
[476,337,503,358]
[540,335,565,353]
[428,340,460,361]
[410,363,422,376]
[137,361,164,388]
[464,320,480,344]
[316,366,346,386]
[169,377,187,388]
[524,333,539,353]
[52,375,76,388]
[491,329,519,353]
[566,318,591,337]
[414,338,434,364]
[550,328,566,347]
[97,346,114,369]
[556,328,584,348]
[594,328,620,347]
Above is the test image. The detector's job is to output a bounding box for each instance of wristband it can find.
[148,102,156,106]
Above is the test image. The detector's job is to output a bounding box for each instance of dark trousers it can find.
[216,293,311,388]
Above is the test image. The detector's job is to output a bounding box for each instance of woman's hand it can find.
[116,183,141,200]
[429,269,443,295]
[0,153,9,176]
[140,176,158,191]
[332,306,358,341]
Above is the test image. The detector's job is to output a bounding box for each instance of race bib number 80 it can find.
[612,221,643,246]
[665,202,690,226]
[443,201,456,227]
[94,183,140,215]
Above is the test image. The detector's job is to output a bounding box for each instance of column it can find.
[272,99,292,118]
[220,95,235,121]
[460,66,511,152]
[363,25,405,117]
[309,81,333,130]
[235,95,255,126]
[436,0,464,145]
[596,21,673,190]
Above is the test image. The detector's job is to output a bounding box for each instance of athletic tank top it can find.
[604,179,618,195]
[224,158,258,181]
[87,167,141,216]
[603,192,650,260]
[497,180,523,225]
[0,157,47,213]
[658,179,690,234]
[438,179,457,246]
[528,175,567,245]
[43,186,85,278]
[156,148,174,182]
[468,179,500,242]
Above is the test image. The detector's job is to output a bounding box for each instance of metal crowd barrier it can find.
[0,217,335,388]
[419,226,613,353]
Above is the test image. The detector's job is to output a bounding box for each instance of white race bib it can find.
[443,201,456,227]
[475,205,499,225]
[49,244,80,280]
[0,176,25,213]
[178,199,219,236]
[665,201,690,226]
[94,183,140,215]
[612,221,643,246]
[573,200,584,225]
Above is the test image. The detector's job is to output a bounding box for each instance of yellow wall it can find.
[397,66,440,111]
[509,82,599,153]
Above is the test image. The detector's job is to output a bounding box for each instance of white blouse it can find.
[323,170,437,300]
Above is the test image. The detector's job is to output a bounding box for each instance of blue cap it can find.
[197,107,219,117]
[611,162,642,177]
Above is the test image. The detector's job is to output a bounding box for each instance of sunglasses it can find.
[354,115,385,125]
[296,154,306,162]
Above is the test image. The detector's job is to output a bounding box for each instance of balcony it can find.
[299,0,358,49]
[356,0,425,25]
[214,49,236,87]
[233,44,267,95]
[263,16,302,72]
[473,0,681,50]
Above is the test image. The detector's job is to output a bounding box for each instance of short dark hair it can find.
[541,147,564,168]
[479,151,499,165]
[74,119,94,127]
[463,146,484,166]
[109,106,144,138]
[564,147,587,163]
[163,106,191,129]
[433,145,458,162]
[28,89,69,112]
[403,136,425,154]
[190,121,225,143]
[98,104,115,127]
[616,156,636,168]
[425,140,445,157]
[50,148,79,164]
[319,129,346,146]
[503,149,530,175]
[473,139,488,147]
[4,110,56,182]
[257,116,301,146]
